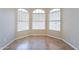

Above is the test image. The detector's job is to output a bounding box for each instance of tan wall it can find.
[30,30,47,35]
[16,31,30,39]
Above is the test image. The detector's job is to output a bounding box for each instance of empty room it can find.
[0,8,79,50]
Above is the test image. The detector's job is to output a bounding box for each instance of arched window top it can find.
[33,9,45,13]
[17,8,29,21]
[18,9,28,13]
[50,8,60,13]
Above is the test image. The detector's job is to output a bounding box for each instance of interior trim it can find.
[0,39,15,50]
[1,34,78,50]
[47,34,78,50]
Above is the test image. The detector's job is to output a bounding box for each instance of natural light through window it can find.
[49,8,61,31]
[32,9,45,29]
[17,9,29,31]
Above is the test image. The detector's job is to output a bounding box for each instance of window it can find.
[49,9,61,31]
[32,9,45,29]
[17,9,29,31]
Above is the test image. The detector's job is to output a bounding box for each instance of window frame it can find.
[49,8,61,31]
[17,9,29,32]
[32,9,45,30]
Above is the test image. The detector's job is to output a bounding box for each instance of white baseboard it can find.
[16,35,30,40]
[16,34,47,40]
[0,39,15,50]
[47,34,78,50]
[30,34,47,36]
[47,34,62,40]
[1,34,78,50]
[0,35,31,50]
[62,39,78,50]
[15,34,79,50]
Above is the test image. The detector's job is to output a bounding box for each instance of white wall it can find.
[63,8,79,49]
[0,8,16,49]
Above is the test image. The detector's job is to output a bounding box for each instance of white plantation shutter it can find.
[32,9,45,29]
[17,9,29,31]
[49,9,61,31]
